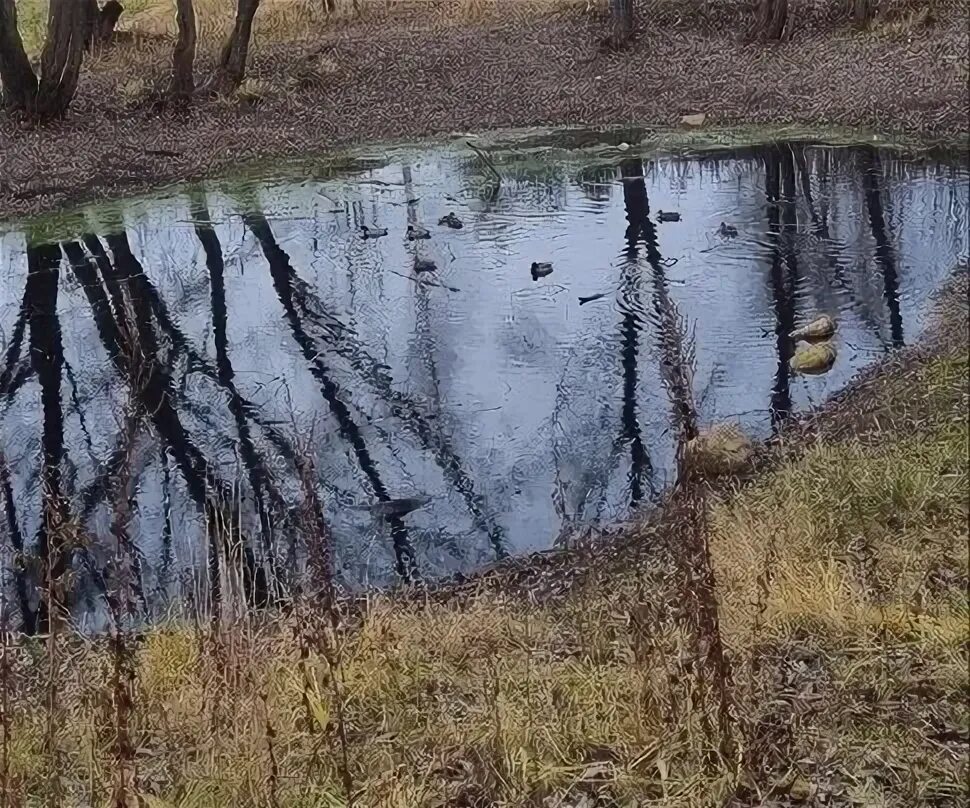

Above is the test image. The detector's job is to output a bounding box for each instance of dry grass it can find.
[0,280,966,806]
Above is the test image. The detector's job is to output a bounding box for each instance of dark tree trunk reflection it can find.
[764,147,796,429]
[617,160,653,505]
[244,211,419,581]
[0,451,32,633]
[0,298,31,402]
[193,198,285,596]
[860,147,905,348]
[26,242,69,634]
[65,236,267,611]
[622,159,698,465]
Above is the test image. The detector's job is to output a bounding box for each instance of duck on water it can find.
[438,212,464,229]
[531,261,554,280]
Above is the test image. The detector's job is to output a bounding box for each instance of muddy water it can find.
[0,138,967,630]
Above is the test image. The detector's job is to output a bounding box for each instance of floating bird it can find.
[361,225,388,239]
[790,314,837,342]
[438,212,464,229]
[414,258,437,273]
[349,496,431,519]
[718,222,738,238]
[531,261,554,281]
[657,210,681,223]
[406,224,431,240]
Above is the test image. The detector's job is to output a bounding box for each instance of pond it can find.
[0,133,967,631]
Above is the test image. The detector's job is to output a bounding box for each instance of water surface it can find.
[0,137,967,630]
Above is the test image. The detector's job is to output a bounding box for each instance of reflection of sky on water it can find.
[0,141,967,627]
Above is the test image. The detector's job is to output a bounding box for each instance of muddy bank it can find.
[0,2,967,221]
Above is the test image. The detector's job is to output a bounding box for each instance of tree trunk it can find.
[205,0,261,95]
[35,0,88,118]
[756,0,788,40]
[169,0,197,98]
[0,0,38,112]
[604,0,634,50]
[95,1,125,43]
[82,0,99,48]
[850,0,875,26]
[83,1,124,51]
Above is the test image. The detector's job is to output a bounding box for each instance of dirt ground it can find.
[0,0,967,221]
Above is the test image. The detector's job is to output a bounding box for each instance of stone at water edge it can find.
[790,341,838,375]
[683,422,756,477]
[681,113,707,127]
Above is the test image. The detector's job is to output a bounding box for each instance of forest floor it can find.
[0,0,968,221]
[3,270,967,806]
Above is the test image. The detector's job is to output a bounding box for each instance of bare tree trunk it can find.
[756,0,788,40]
[82,1,124,51]
[35,0,88,118]
[850,0,875,26]
[0,0,38,112]
[205,0,261,95]
[82,0,99,48]
[604,0,634,50]
[95,1,125,43]
[169,0,197,98]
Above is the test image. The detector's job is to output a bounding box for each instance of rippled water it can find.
[0,136,967,630]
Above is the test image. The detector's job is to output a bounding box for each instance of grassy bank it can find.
[1,273,966,806]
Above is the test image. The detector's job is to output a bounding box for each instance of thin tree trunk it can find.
[756,0,788,40]
[0,0,38,111]
[95,1,125,44]
[82,0,99,49]
[850,0,875,26]
[35,0,87,118]
[605,0,634,49]
[206,0,260,95]
[169,0,197,98]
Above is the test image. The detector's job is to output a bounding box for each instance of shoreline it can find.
[3,120,969,238]
[1,3,967,222]
[322,267,970,615]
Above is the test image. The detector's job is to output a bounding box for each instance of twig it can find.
[388,269,460,293]
[466,141,502,184]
